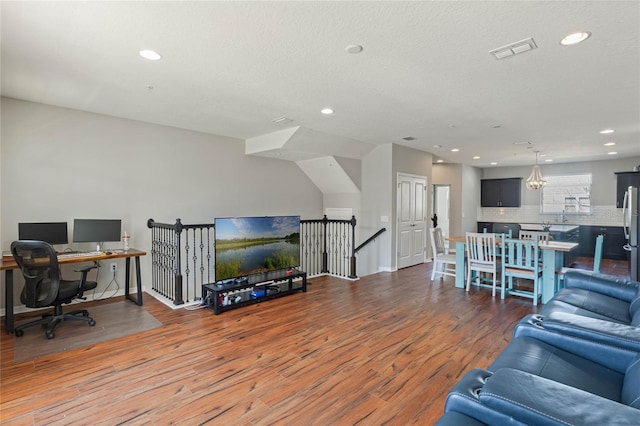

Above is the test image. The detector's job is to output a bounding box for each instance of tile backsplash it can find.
[478,204,623,227]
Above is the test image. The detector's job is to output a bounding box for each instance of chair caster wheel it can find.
[88,319,96,326]
[83,312,89,317]
[46,331,55,339]
[15,329,24,337]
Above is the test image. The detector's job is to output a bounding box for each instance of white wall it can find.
[1,97,323,310]
[462,165,483,232]
[359,144,393,276]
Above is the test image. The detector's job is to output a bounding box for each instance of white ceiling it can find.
[2,1,639,167]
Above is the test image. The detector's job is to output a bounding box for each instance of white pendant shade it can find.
[526,151,546,190]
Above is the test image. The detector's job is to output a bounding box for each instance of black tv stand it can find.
[202,269,307,315]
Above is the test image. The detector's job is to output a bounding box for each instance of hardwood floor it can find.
[0,259,629,425]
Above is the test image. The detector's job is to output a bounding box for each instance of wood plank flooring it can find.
[0,258,629,425]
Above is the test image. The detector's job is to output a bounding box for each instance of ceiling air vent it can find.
[402,136,416,141]
[489,37,537,60]
[271,116,293,124]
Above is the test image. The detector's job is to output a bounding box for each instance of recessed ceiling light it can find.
[560,32,591,46]
[139,49,162,60]
[451,148,460,152]
[345,44,363,54]
[545,159,553,162]
[600,129,615,134]
[608,151,618,155]
[433,144,442,149]
[604,142,616,146]
[321,108,334,115]
[490,162,498,165]
[473,156,480,160]
[436,159,444,163]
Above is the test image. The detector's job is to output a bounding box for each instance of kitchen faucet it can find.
[558,210,568,223]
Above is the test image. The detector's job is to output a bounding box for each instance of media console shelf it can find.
[202,269,307,315]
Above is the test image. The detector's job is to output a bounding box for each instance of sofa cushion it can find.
[541,288,632,324]
[488,337,624,402]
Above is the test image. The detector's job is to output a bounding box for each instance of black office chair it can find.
[11,240,98,339]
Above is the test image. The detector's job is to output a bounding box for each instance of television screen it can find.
[215,216,300,281]
[18,222,68,245]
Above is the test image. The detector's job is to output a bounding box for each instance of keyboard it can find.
[57,251,104,259]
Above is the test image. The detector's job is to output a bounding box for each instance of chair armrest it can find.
[564,269,640,302]
[74,264,99,274]
[481,368,640,426]
[513,314,637,373]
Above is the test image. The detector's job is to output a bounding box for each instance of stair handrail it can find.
[354,227,387,254]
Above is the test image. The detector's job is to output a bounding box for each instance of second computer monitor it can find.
[18,222,68,245]
[73,219,122,251]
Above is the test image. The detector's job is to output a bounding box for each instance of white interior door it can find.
[397,174,427,269]
[433,185,451,252]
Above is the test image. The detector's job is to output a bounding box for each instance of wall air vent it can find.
[489,37,537,60]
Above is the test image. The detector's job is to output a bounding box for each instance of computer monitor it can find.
[18,222,68,245]
[73,219,122,252]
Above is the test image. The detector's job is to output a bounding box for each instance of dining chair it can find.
[465,232,499,297]
[430,227,457,280]
[555,234,604,291]
[501,236,542,306]
[518,230,550,242]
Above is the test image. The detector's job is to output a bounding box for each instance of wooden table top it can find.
[1,249,147,270]
[446,236,578,252]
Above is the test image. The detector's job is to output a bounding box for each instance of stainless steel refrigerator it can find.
[623,185,640,281]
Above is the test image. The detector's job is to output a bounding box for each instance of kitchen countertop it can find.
[519,223,579,232]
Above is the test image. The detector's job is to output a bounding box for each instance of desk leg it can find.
[541,249,562,304]
[124,256,143,306]
[455,241,465,289]
[5,270,14,333]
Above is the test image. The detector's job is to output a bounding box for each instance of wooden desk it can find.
[1,249,146,333]
[446,237,578,304]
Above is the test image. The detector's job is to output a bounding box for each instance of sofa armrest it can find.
[544,311,640,349]
[481,368,640,426]
[513,314,637,373]
[444,369,526,426]
[564,269,640,302]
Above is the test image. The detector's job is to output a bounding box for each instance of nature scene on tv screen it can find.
[215,216,300,281]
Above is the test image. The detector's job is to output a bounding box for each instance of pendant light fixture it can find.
[526,150,546,190]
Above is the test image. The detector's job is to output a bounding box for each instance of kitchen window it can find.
[541,174,592,214]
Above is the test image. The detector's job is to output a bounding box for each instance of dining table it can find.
[446,235,579,304]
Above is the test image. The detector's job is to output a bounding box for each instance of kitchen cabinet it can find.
[481,178,522,207]
[579,225,627,260]
[615,171,640,208]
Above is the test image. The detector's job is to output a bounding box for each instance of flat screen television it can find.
[214,215,300,281]
[18,222,68,245]
[73,219,122,251]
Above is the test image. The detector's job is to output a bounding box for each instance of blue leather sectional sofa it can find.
[436,269,640,425]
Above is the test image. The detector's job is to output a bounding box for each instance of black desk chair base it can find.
[14,304,96,339]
